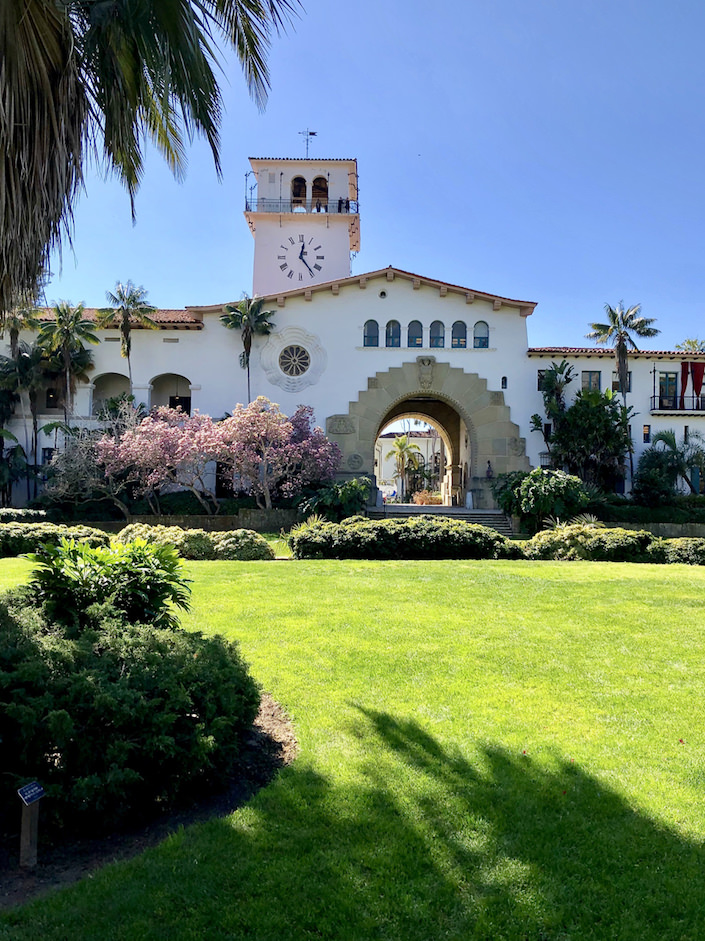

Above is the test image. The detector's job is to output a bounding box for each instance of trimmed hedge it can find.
[0,522,109,557]
[115,523,275,561]
[288,516,522,560]
[523,525,657,563]
[649,538,705,565]
[0,597,260,833]
[0,508,48,524]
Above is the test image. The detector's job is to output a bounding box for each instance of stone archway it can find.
[325,356,530,508]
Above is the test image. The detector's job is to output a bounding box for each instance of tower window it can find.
[386,320,401,348]
[501,376,507,389]
[451,321,467,348]
[363,320,379,348]
[408,320,423,348]
[430,321,445,348]
[473,321,489,349]
[291,176,307,207]
[312,176,328,210]
[581,370,601,392]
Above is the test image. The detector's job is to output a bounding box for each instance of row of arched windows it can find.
[363,320,490,350]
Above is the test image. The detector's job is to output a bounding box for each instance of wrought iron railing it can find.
[650,395,705,411]
[245,197,359,215]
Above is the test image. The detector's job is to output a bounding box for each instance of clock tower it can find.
[245,157,360,296]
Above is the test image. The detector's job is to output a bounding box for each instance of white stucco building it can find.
[13,155,705,506]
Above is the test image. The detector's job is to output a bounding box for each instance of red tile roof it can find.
[38,308,203,329]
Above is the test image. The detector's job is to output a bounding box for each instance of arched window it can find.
[501,376,508,389]
[408,320,423,347]
[291,176,307,208]
[430,320,445,348]
[473,321,489,349]
[312,177,328,211]
[363,320,379,347]
[451,321,467,348]
[386,320,401,347]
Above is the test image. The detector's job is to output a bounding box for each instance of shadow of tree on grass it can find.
[2,708,704,940]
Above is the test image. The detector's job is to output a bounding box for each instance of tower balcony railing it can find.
[245,197,360,215]
[650,395,705,412]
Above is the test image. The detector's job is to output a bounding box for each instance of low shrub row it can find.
[288,516,523,560]
[289,517,705,565]
[115,524,275,561]
[0,508,48,524]
[0,522,109,557]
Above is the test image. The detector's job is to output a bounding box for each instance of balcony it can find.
[650,395,705,413]
[245,197,360,215]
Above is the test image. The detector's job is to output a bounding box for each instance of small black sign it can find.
[17,782,44,806]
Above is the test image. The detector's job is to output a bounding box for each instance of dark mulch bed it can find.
[0,693,297,911]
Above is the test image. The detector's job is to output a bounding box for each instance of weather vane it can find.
[298,129,317,158]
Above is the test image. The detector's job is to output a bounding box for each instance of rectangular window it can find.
[611,371,632,392]
[643,424,651,443]
[658,372,677,409]
[543,423,552,441]
[42,447,55,465]
[537,370,546,392]
[581,370,601,392]
[45,388,60,409]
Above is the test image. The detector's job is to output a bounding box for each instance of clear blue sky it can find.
[47,0,705,350]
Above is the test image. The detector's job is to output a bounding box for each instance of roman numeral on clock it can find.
[280,263,288,271]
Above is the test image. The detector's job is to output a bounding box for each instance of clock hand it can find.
[301,256,314,274]
[298,241,306,261]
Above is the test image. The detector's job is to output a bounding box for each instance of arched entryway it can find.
[324,357,530,508]
[374,401,467,506]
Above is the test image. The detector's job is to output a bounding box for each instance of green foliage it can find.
[116,523,274,561]
[0,522,109,557]
[0,508,47,523]
[516,468,590,533]
[523,524,656,562]
[490,471,530,517]
[26,539,191,630]
[549,390,630,489]
[298,477,371,522]
[650,538,705,565]
[632,448,678,506]
[0,597,260,833]
[288,516,522,561]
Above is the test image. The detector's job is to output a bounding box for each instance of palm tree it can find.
[587,302,660,482]
[385,434,422,502]
[586,303,660,406]
[3,300,41,358]
[220,295,276,402]
[38,302,99,422]
[1,0,299,316]
[675,338,705,353]
[651,429,705,494]
[97,281,157,392]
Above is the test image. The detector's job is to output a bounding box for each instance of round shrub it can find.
[0,522,110,557]
[0,598,260,833]
[523,524,656,562]
[649,538,705,565]
[115,523,274,560]
[210,530,275,560]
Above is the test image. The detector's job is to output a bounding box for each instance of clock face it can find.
[276,233,326,283]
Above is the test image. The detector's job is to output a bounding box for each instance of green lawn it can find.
[2,558,705,939]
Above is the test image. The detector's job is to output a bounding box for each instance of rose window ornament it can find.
[279,345,310,377]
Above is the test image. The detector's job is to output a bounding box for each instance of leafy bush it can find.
[649,538,705,565]
[288,516,521,560]
[517,469,590,533]
[210,530,276,561]
[26,539,191,630]
[0,598,260,833]
[116,523,274,561]
[0,522,109,557]
[523,525,656,562]
[490,471,530,517]
[298,477,371,522]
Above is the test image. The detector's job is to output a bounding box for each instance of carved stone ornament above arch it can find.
[260,326,327,393]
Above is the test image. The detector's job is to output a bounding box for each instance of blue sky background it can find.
[46,0,705,350]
